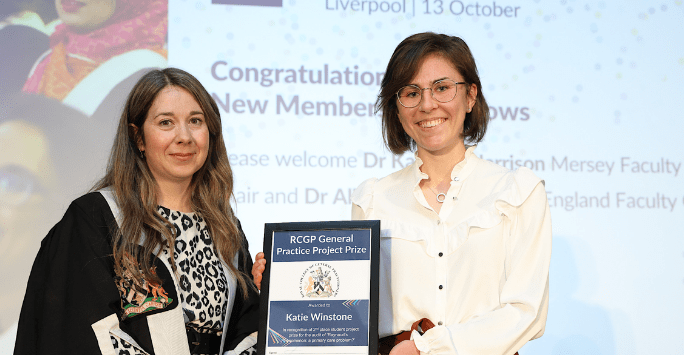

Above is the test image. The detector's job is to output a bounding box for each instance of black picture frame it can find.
[256,220,380,355]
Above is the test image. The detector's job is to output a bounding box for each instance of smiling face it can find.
[56,0,117,30]
[397,54,477,159]
[138,86,209,189]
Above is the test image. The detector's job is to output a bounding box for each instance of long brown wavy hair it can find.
[93,68,252,297]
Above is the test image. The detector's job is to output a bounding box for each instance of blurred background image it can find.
[1,0,168,349]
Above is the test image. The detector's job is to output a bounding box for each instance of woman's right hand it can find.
[251,252,266,290]
[389,340,420,355]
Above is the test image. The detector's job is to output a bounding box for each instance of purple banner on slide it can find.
[212,0,282,7]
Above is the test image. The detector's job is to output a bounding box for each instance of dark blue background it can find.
[268,300,369,347]
[272,229,371,262]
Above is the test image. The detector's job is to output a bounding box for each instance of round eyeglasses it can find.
[396,79,467,108]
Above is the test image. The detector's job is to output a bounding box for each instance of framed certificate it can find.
[257,220,380,355]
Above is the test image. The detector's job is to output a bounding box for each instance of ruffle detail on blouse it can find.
[379,218,427,241]
[445,167,543,256]
[446,208,503,255]
[351,177,378,217]
[494,167,544,218]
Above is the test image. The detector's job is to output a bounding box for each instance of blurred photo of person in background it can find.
[23,0,168,115]
[0,97,101,349]
[1,0,169,351]
[0,1,56,104]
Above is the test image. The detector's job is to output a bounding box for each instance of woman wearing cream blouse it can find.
[254,32,551,355]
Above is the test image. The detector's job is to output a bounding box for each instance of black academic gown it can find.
[14,192,259,354]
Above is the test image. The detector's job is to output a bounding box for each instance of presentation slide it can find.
[1,1,682,353]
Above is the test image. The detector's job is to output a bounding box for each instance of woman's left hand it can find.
[389,340,420,355]
[251,252,266,290]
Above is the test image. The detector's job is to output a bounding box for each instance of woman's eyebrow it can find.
[154,112,174,118]
[408,76,450,86]
[154,110,204,118]
[431,77,450,84]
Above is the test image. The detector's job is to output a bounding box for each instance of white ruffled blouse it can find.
[351,146,552,355]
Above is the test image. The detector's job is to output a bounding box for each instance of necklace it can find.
[428,186,447,203]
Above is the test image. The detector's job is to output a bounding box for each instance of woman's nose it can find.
[419,88,437,112]
[176,124,193,143]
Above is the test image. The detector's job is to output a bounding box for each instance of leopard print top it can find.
[158,206,229,332]
[110,206,229,355]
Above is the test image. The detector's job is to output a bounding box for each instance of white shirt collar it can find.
[409,145,479,186]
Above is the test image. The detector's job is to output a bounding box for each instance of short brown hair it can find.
[377,32,489,154]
